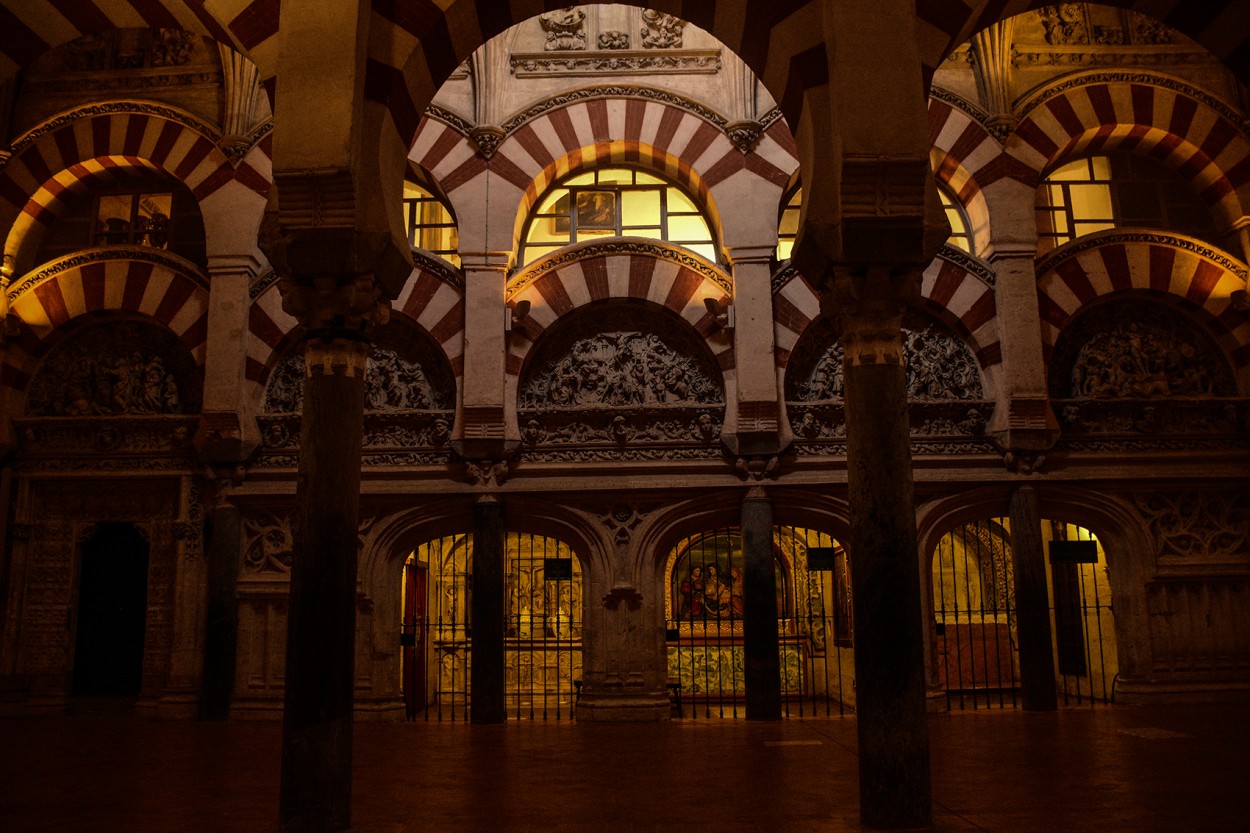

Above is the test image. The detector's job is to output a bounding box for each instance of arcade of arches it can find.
[0,2,1249,831]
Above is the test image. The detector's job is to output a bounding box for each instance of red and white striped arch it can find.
[246,263,465,398]
[1036,234,1250,374]
[1,107,271,270]
[773,253,1001,395]
[503,245,733,385]
[928,94,998,251]
[1008,75,1250,224]
[2,255,208,394]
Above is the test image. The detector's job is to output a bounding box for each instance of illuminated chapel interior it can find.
[0,1,1248,830]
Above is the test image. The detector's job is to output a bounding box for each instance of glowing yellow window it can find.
[403,181,460,267]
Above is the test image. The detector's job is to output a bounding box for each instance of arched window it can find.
[776,184,801,261]
[1035,154,1216,254]
[519,167,716,266]
[403,180,460,267]
[940,186,974,253]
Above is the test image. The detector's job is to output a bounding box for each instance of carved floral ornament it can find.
[1133,492,1250,559]
[540,7,587,51]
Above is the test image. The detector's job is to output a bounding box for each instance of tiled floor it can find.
[1,703,1247,832]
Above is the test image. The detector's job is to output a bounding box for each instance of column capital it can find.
[206,253,266,280]
[829,267,921,368]
[459,250,512,274]
[724,244,776,267]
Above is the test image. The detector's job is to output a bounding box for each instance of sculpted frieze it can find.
[520,331,723,409]
[263,347,449,413]
[1050,300,1235,399]
[540,8,587,51]
[1055,399,1247,436]
[789,316,984,402]
[243,511,295,573]
[641,10,685,49]
[26,322,201,416]
[518,408,722,446]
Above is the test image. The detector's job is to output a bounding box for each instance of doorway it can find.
[72,522,150,697]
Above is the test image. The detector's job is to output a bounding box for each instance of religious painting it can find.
[672,532,746,621]
[575,190,616,229]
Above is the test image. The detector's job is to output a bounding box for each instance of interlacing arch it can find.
[1035,232,1250,371]
[928,93,998,252]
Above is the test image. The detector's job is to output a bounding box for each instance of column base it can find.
[575,692,671,722]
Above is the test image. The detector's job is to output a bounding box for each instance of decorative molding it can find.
[1055,398,1248,435]
[725,119,763,154]
[500,85,729,133]
[1012,45,1213,72]
[507,238,731,299]
[510,49,721,78]
[539,8,587,51]
[927,87,999,143]
[937,244,996,288]
[469,125,506,159]
[423,103,475,136]
[9,247,209,303]
[242,510,295,573]
[263,349,450,413]
[640,10,685,49]
[1016,71,1248,131]
[1035,230,1248,282]
[411,249,464,291]
[248,268,279,299]
[598,31,630,50]
[9,100,221,158]
[13,416,199,464]
[1133,492,1250,559]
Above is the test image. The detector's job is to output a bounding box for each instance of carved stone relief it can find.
[787,314,984,403]
[1036,5,1087,45]
[1133,492,1250,559]
[641,10,685,49]
[26,321,201,416]
[242,511,295,573]
[520,331,723,409]
[263,347,449,413]
[540,8,588,51]
[1050,301,1236,399]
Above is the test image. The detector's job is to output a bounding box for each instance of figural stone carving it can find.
[519,331,723,409]
[264,347,448,413]
[641,10,685,49]
[540,7,587,51]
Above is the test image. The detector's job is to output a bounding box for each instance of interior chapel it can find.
[0,1,1248,830]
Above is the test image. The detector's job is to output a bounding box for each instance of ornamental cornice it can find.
[7,100,222,160]
[412,248,465,291]
[509,50,722,79]
[501,84,730,133]
[1035,230,1248,282]
[506,237,731,300]
[9,247,210,303]
[423,104,474,137]
[249,268,279,299]
[1015,70,1247,132]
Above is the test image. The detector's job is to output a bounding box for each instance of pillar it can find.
[1007,485,1057,711]
[725,246,783,459]
[470,496,506,723]
[279,337,369,833]
[742,486,781,719]
[200,482,241,721]
[840,272,931,829]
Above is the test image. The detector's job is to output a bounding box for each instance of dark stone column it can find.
[840,277,932,829]
[742,486,781,720]
[1008,484,1057,711]
[200,487,241,721]
[279,338,368,833]
[471,496,505,724]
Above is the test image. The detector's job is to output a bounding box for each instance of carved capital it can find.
[305,338,370,379]
[725,119,763,154]
[830,269,921,367]
[278,271,391,342]
[194,410,259,465]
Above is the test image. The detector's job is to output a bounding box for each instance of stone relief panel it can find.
[518,308,726,462]
[540,8,587,51]
[242,511,295,573]
[263,347,449,413]
[1051,301,1235,400]
[786,313,985,403]
[26,320,201,416]
[640,11,685,49]
[1133,492,1250,560]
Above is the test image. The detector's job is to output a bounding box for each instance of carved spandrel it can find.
[1134,493,1250,560]
[242,511,295,573]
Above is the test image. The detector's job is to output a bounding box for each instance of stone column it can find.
[1007,484,1057,711]
[195,255,263,464]
[470,496,506,723]
[969,19,1018,140]
[741,486,781,720]
[838,271,931,829]
[200,478,242,721]
[279,336,369,833]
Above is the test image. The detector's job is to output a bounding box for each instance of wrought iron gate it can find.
[401,532,583,721]
[664,526,852,718]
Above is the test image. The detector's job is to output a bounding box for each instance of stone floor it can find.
[1,702,1247,832]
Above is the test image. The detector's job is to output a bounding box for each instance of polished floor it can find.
[1,702,1247,832]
